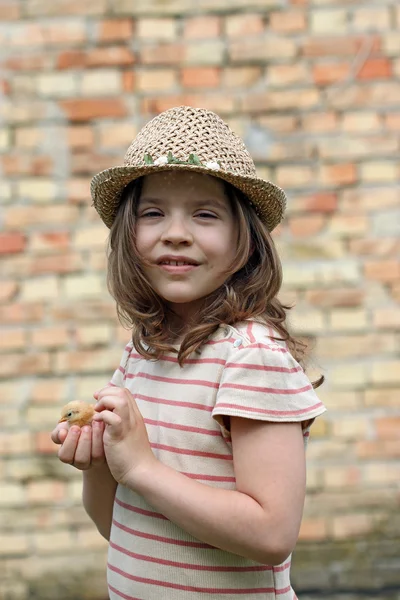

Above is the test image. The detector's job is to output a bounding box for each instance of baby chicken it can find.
[58,401,95,428]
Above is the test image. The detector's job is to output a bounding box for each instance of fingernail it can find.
[70,426,80,435]
[82,426,91,434]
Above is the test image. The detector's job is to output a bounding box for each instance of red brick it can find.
[30,253,83,275]
[97,19,134,42]
[140,43,184,65]
[349,238,399,257]
[35,432,59,455]
[181,67,220,89]
[358,58,392,80]
[56,50,86,70]
[385,113,400,130]
[269,10,306,33]
[0,1,20,19]
[223,67,262,88]
[313,62,350,85]
[306,288,364,308]
[373,308,400,329]
[0,353,51,377]
[31,232,70,255]
[2,155,53,177]
[301,112,338,132]
[364,260,400,283]
[225,14,264,37]
[0,281,18,303]
[85,46,135,67]
[320,163,357,186]
[288,215,326,237]
[294,192,338,213]
[184,16,221,39]
[59,98,127,121]
[357,440,400,459]
[302,35,381,57]
[376,417,400,440]
[0,233,26,254]
[67,125,94,148]
[299,518,328,541]
[4,53,52,70]
[142,93,235,117]
[0,303,44,324]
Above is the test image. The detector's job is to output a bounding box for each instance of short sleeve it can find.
[108,341,133,388]
[212,341,326,428]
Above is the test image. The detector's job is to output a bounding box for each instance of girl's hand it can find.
[93,386,155,486]
[50,420,106,470]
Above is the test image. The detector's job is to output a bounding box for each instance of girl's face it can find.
[135,171,238,323]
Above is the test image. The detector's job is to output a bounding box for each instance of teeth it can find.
[162,260,193,266]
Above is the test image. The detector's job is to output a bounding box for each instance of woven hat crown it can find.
[124,106,257,177]
[91,105,287,231]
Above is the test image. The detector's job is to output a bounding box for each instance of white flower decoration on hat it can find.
[205,161,220,171]
[153,155,169,166]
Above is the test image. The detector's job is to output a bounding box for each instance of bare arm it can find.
[126,419,306,565]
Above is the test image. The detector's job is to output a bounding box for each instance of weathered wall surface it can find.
[0,0,399,598]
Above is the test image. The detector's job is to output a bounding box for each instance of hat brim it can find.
[90,163,287,232]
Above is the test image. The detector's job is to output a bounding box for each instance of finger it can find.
[72,426,92,470]
[91,419,106,464]
[95,395,127,414]
[58,426,81,464]
[96,385,128,401]
[58,428,68,444]
[93,410,122,428]
[51,422,70,444]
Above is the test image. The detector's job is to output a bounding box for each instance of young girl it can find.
[52,106,326,599]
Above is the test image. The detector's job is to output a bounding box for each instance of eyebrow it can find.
[139,196,229,212]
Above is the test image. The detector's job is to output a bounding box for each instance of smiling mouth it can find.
[159,260,198,266]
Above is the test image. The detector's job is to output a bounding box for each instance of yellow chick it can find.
[58,401,95,428]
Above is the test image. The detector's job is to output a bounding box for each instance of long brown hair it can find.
[107,176,323,388]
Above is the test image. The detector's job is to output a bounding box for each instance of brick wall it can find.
[0,1,399,598]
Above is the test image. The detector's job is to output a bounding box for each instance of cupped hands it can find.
[93,386,155,486]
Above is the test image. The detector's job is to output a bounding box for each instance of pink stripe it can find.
[108,583,141,600]
[110,540,273,572]
[182,471,236,483]
[112,518,212,548]
[151,442,232,460]
[220,382,313,394]
[126,371,219,389]
[225,362,302,374]
[108,562,281,594]
[276,585,292,595]
[214,401,324,417]
[247,342,288,354]
[118,365,125,374]
[144,418,221,436]
[130,351,226,366]
[115,496,167,520]
[247,322,256,343]
[136,393,213,412]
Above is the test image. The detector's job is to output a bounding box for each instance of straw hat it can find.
[91,106,287,231]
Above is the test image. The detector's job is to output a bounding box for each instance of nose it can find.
[160,215,193,245]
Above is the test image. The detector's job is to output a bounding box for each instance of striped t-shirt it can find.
[106,320,326,600]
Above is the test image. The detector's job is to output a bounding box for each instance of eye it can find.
[195,211,218,219]
[67,411,73,417]
[141,209,163,218]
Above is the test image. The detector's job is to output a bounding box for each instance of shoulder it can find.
[224,320,289,356]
